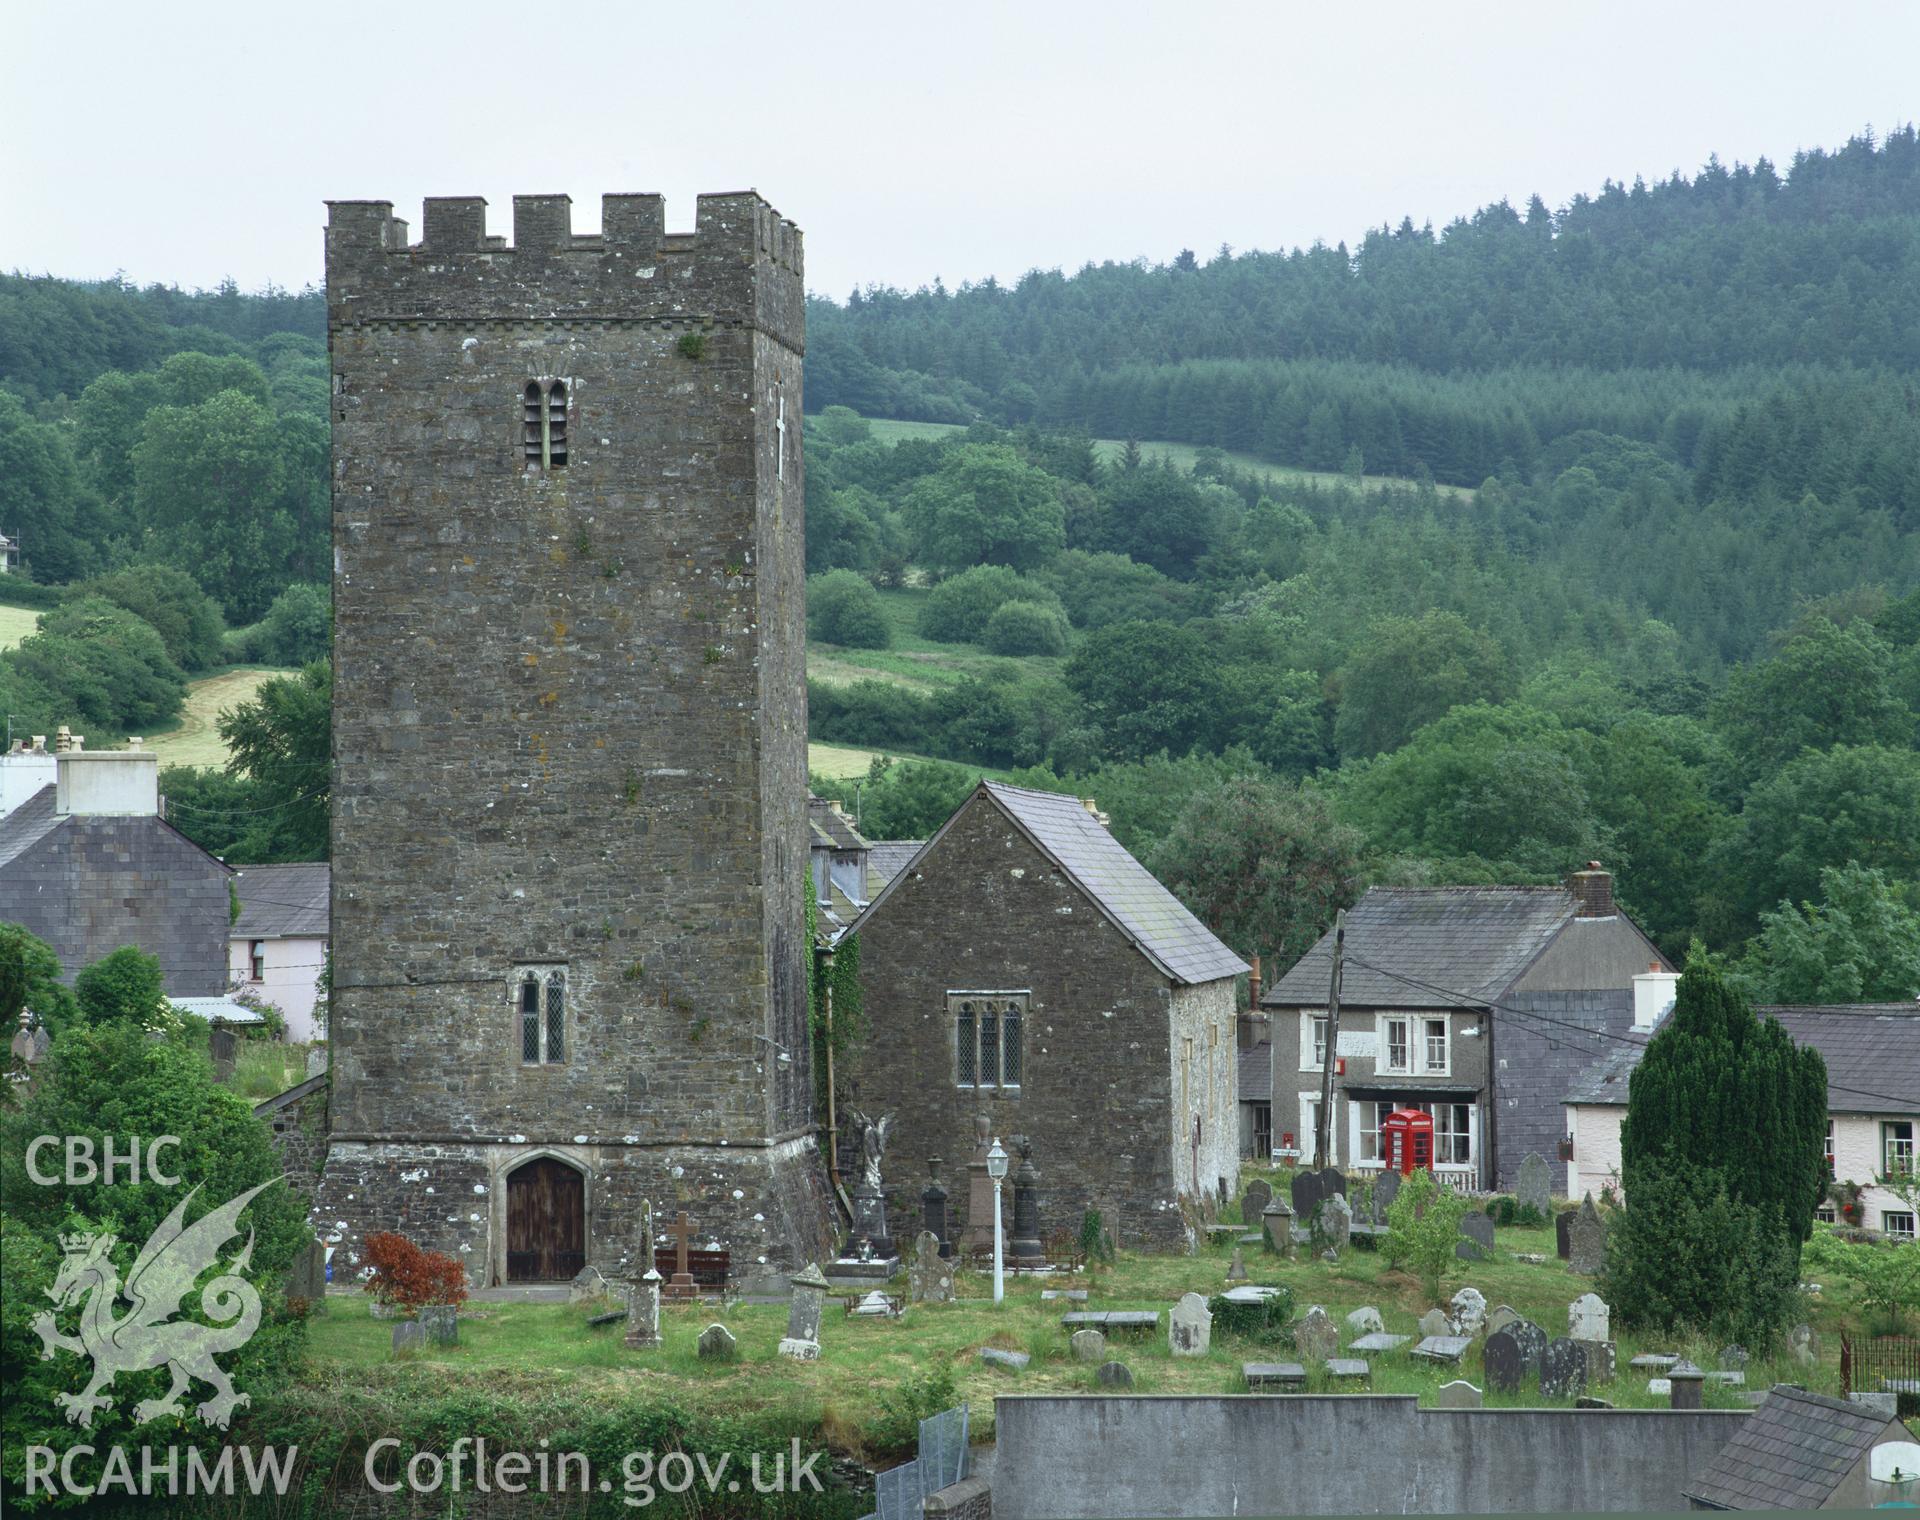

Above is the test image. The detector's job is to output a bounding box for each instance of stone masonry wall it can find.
[847,794,1201,1250]
[321,192,826,1282]
[1166,979,1240,1205]
[255,1075,330,1207]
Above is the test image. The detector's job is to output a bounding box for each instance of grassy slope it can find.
[808,587,1064,694]
[0,604,38,651]
[144,666,292,768]
[863,418,1472,500]
[305,1204,1892,1461]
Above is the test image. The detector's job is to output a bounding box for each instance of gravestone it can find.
[1097,1360,1134,1388]
[1418,1308,1453,1338]
[209,1026,238,1080]
[910,1231,954,1305]
[662,1210,700,1299]
[851,1290,898,1317]
[1170,1292,1212,1357]
[697,1323,738,1361]
[1568,1293,1609,1342]
[1668,1361,1705,1410]
[1325,1358,1369,1384]
[779,1262,830,1360]
[288,1239,327,1313]
[1410,1335,1471,1364]
[1317,1166,1346,1200]
[1294,1305,1339,1365]
[1555,1209,1573,1260]
[980,1347,1029,1371]
[1509,1319,1548,1375]
[1346,1306,1385,1336]
[1010,1136,1044,1264]
[1242,1179,1272,1224]
[1647,1378,1672,1397]
[1373,1168,1400,1224]
[1456,1211,1495,1262]
[570,1265,610,1304]
[1320,1193,1352,1253]
[1262,1200,1294,1258]
[1450,1287,1487,1337]
[922,1158,950,1255]
[1244,1362,1305,1390]
[625,1269,663,1350]
[1290,1168,1322,1219]
[1435,1380,1482,1409]
[391,1320,424,1356]
[419,1304,458,1346]
[1579,1340,1617,1385]
[1516,1152,1552,1217]
[1718,1344,1749,1372]
[306,1045,329,1079]
[1788,1324,1819,1367]
[1485,1304,1521,1337]
[587,1308,625,1328]
[1576,1396,1614,1410]
[1071,1328,1107,1362]
[1482,1329,1526,1394]
[1350,1332,1411,1354]
[1226,1246,1248,1282]
[1568,1194,1607,1276]
[1541,1338,1588,1399]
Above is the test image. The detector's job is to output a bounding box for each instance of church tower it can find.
[317,192,829,1291]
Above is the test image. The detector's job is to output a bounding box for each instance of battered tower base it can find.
[314,1134,833,1296]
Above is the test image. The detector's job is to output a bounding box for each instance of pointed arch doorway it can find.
[505,1156,586,1282]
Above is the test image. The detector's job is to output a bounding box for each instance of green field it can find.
[859,417,1471,499]
[0,604,38,651]
[305,1197,1899,1461]
[144,666,294,768]
[807,586,1064,693]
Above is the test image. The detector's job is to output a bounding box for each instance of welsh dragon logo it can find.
[32,1178,278,1430]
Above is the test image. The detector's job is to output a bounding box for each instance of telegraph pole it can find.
[1313,909,1346,1170]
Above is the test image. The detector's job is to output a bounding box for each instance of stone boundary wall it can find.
[990,1395,1746,1517]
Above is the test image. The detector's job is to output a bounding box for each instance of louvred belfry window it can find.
[523,380,569,471]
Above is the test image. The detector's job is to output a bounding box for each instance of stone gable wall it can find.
[847,796,1205,1249]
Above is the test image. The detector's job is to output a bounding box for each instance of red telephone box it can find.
[1382,1107,1434,1176]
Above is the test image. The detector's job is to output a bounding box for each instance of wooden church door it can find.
[506,1158,586,1282]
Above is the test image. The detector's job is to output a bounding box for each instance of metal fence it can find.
[1840,1333,1920,1416]
[862,1403,970,1520]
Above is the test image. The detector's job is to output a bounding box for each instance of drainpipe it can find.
[820,941,854,1226]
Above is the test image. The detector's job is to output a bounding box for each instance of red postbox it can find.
[1381,1107,1434,1176]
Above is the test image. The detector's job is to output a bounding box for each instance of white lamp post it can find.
[987,1137,1009,1303]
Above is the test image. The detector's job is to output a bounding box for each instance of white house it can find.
[228,862,329,1043]
[1565,998,1920,1240]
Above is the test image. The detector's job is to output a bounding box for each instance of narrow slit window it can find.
[545,973,566,1063]
[522,380,569,471]
[1000,1000,1023,1087]
[520,975,541,1063]
[978,1006,1000,1086]
[547,380,568,467]
[956,1002,977,1085]
[523,383,544,468]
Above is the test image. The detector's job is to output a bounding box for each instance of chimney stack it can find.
[1567,861,1614,919]
[54,745,159,817]
[1633,962,1679,1031]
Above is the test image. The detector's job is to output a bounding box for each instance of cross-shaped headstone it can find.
[663,1210,698,1299]
[774,393,786,479]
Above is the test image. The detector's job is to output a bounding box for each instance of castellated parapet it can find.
[317,192,828,1293]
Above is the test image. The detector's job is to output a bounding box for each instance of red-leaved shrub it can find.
[362,1230,469,1311]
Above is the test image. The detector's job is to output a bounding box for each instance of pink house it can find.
[228,862,329,1044]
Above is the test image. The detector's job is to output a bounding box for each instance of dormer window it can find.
[523,380,569,471]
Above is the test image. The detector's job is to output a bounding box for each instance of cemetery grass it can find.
[302,1212,1882,1455]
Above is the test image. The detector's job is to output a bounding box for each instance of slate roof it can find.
[231,862,330,939]
[0,784,62,870]
[1684,1385,1901,1510]
[849,782,1248,987]
[1564,1005,1920,1114]
[978,782,1249,986]
[865,841,923,894]
[1238,1040,1272,1103]
[1263,887,1582,1008]
[807,795,867,852]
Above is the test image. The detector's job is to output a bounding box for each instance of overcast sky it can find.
[5,1,1916,302]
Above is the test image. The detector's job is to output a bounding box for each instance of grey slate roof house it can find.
[1566,1003,1920,1238]
[1263,866,1671,1190]
[0,743,232,997]
[1684,1386,1913,1509]
[846,781,1249,1248]
[864,840,923,899]
[808,794,870,935]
